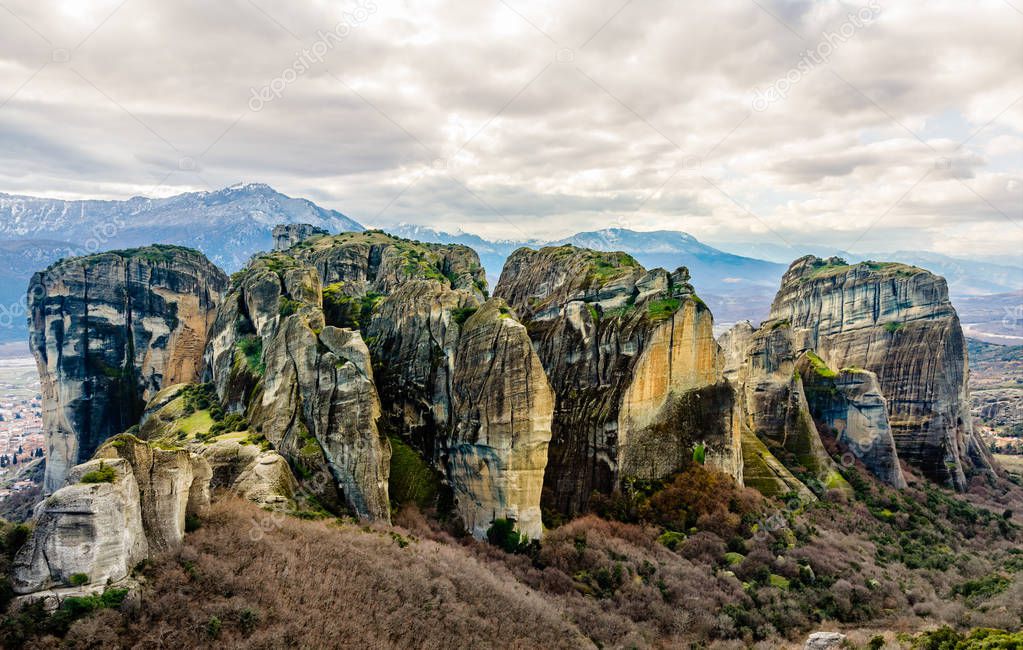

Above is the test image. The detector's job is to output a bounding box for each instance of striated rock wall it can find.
[94,435,212,550]
[618,300,740,480]
[205,252,391,521]
[799,361,907,488]
[449,299,554,540]
[496,246,741,515]
[29,245,228,493]
[272,223,330,251]
[722,321,846,496]
[769,255,991,489]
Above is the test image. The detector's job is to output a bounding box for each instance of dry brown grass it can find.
[48,499,588,650]
[11,463,1023,649]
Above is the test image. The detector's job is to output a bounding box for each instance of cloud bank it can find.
[0,0,1020,257]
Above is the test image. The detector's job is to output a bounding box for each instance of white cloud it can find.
[0,0,1020,255]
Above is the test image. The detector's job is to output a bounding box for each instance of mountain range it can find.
[0,183,1019,342]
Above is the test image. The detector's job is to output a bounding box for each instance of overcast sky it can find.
[0,0,1021,257]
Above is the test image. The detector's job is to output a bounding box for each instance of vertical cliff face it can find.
[798,360,907,489]
[29,246,228,492]
[284,231,486,459]
[203,252,391,521]
[495,246,740,516]
[12,458,149,595]
[247,231,556,537]
[290,230,486,301]
[769,256,991,489]
[450,299,554,540]
[272,223,329,251]
[723,321,848,496]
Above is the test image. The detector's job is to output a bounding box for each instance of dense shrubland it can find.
[2,460,1022,648]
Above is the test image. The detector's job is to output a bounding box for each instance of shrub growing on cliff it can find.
[79,462,116,484]
[235,336,264,375]
[322,285,385,331]
[451,306,478,326]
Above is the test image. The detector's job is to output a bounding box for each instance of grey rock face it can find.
[804,631,847,649]
[449,299,554,540]
[273,223,330,251]
[723,321,843,497]
[206,252,391,521]
[801,364,908,489]
[12,458,148,594]
[770,255,992,489]
[496,246,741,516]
[95,435,212,550]
[29,246,228,492]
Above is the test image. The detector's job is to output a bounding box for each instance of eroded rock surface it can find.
[495,246,741,515]
[29,245,228,492]
[450,299,554,539]
[95,435,212,550]
[205,252,390,520]
[12,458,147,594]
[799,361,907,489]
[273,223,329,251]
[723,321,846,496]
[769,256,992,488]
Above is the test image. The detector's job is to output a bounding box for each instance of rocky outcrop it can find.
[722,320,848,496]
[12,458,147,594]
[495,246,741,515]
[799,360,907,489]
[272,223,330,251]
[289,229,486,301]
[276,232,571,538]
[28,246,228,493]
[769,256,992,489]
[94,435,212,550]
[204,252,391,521]
[804,632,847,650]
[449,299,554,539]
[137,384,298,507]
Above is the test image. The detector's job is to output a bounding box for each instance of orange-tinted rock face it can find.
[496,246,741,516]
[618,300,739,480]
[769,255,993,489]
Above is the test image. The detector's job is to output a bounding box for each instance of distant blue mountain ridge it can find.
[0,183,1018,342]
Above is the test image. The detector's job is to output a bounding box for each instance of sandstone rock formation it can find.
[259,230,556,538]
[204,252,390,520]
[29,245,229,492]
[799,359,907,489]
[449,299,554,539]
[94,435,212,550]
[725,320,848,496]
[135,384,297,507]
[769,256,992,489]
[12,458,148,594]
[720,321,818,498]
[495,245,741,515]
